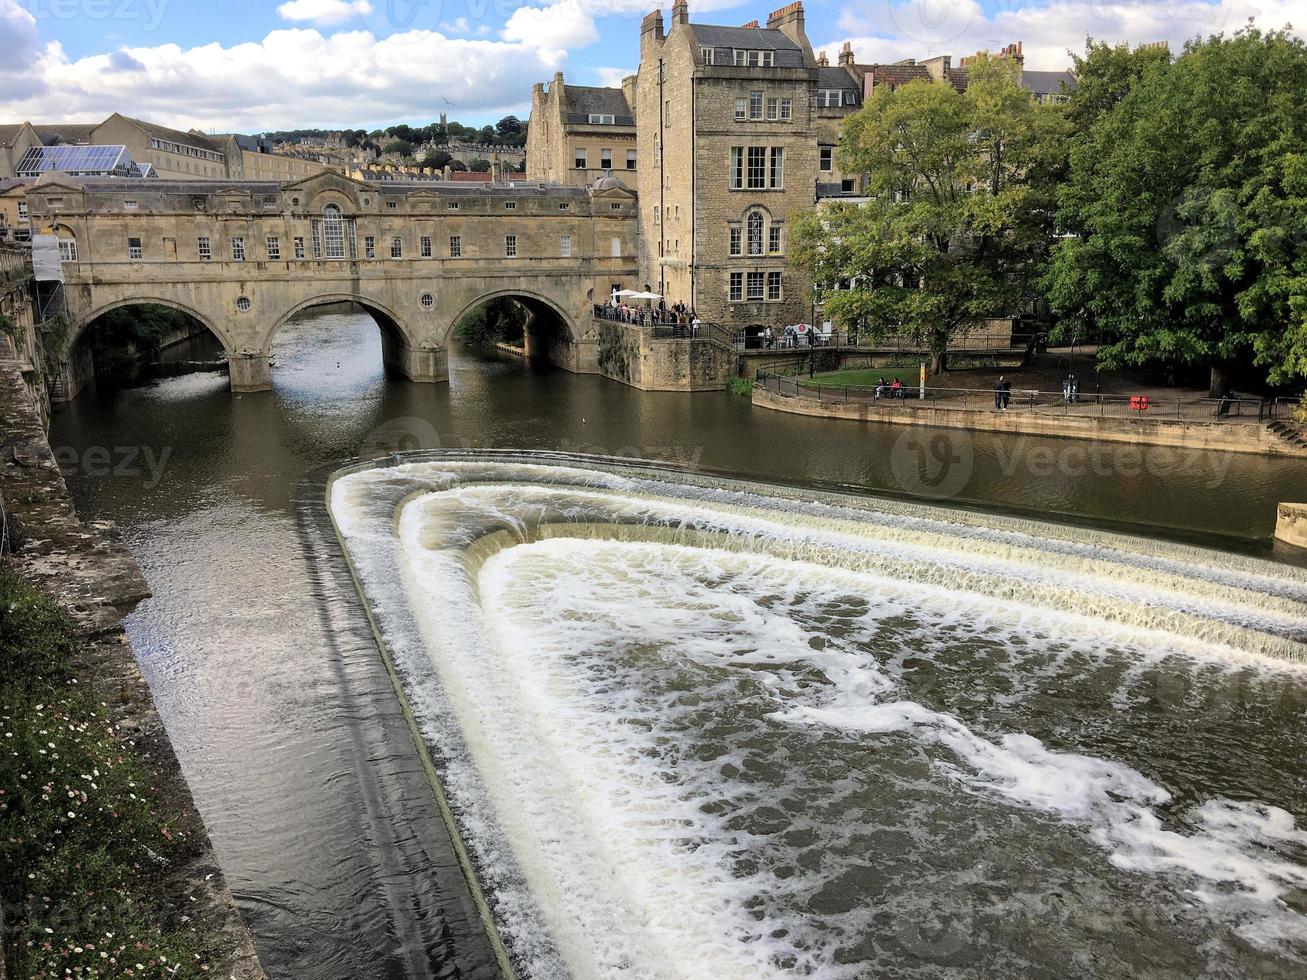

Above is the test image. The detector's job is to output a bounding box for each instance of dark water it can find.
[48,310,1307,979]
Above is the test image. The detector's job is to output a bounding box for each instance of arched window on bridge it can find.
[323,204,346,259]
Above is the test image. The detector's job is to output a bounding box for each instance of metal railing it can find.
[593,308,734,346]
[734,329,1039,354]
[756,371,1275,423]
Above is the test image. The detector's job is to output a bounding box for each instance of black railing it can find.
[733,330,1040,354]
[756,371,1274,423]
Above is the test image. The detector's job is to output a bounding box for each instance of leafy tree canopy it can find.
[1044,28,1307,392]
[793,56,1068,371]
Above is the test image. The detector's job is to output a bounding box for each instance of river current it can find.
[47,309,1307,978]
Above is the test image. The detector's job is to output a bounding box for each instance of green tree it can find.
[469,157,492,173]
[452,297,527,345]
[382,138,414,158]
[420,149,452,170]
[793,56,1067,373]
[1044,29,1307,394]
[495,114,526,144]
[447,159,467,172]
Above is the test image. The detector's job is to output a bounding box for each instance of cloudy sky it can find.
[0,0,1301,132]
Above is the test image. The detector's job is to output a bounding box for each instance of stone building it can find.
[636,0,822,330]
[0,114,330,182]
[527,73,639,187]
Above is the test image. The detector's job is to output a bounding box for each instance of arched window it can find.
[747,210,764,256]
[322,204,345,259]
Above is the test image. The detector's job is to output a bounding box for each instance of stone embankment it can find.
[752,383,1307,458]
[0,335,265,978]
[1276,503,1307,549]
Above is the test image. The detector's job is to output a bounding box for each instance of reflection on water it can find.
[47,309,1307,978]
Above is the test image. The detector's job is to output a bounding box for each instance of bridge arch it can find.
[52,295,234,402]
[445,287,582,370]
[258,291,444,391]
[69,295,233,355]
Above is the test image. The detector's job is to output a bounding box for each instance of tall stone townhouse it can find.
[527,1,1078,337]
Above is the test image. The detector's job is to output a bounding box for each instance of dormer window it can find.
[588,113,615,125]
[818,90,849,108]
[733,49,775,68]
[701,47,715,65]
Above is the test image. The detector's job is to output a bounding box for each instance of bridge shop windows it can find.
[390,237,403,259]
[231,237,246,261]
[198,236,212,261]
[505,234,517,258]
[364,236,375,259]
[560,235,571,257]
[127,237,142,260]
[58,238,77,262]
[293,236,305,259]
[449,235,462,258]
[266,235,280,260]
[420,235,432,257]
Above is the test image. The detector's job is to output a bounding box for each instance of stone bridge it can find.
[23,170,640,399]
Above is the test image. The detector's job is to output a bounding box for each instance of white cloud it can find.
[276,0,373,27]
[0,0,42,99]
[594,65,633,86]
[0,22,565,130]
[502,0,600,50]
[825,0,1305,70]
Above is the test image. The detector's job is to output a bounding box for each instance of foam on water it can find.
[328,456,1307,977]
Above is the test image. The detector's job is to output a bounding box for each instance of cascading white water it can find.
[330,455,1307,978]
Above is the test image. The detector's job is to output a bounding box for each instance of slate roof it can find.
[1021,70,1078,97]
[0,124,32,147]
[33,123,98,145]
[562,86,634,126]
[817,66,859,91]
[121,116,222,152]
[690,24,806,68]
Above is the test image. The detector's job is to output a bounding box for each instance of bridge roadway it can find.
[23,170,640,399]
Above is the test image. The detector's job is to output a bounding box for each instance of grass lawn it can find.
[797,366,926,388]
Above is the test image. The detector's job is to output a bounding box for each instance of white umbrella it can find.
[613,288,641,298]
[630,291,663,301]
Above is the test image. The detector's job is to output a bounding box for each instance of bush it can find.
[452,298,527,347]
[726,376,755,396]
[0,565,217,978]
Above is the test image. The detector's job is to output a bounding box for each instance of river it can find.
[48,308,1307,978]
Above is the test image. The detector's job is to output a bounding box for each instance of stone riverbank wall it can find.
[0,334,265,978]
[753,384,1307,458]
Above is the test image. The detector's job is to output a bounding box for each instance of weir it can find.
[326,450,1307,978]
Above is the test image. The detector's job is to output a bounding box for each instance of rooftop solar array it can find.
[15,144,142,178]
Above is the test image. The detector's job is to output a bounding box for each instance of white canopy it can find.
[628,291,663,301]
[613,288,642,298]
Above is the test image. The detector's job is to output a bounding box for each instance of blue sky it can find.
[1,0,1301,131]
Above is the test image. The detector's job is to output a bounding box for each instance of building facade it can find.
[527,1,1078,338]
[527,73,639,187]
[636,0,823,329]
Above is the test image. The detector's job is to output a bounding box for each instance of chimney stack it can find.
[838,40,855,67]
[671,0,688,26]
[766,2,807,52]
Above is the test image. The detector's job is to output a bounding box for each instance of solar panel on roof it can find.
[15,143,141,178]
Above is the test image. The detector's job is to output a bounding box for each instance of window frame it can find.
[197,236,212,261]
[729,271,743,302]
[449,235,462,258]
[505,234,517,258]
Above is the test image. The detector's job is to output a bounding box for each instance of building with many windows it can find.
[636,0,822,329]
[0,113,331,182]
[527,73,639,187]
